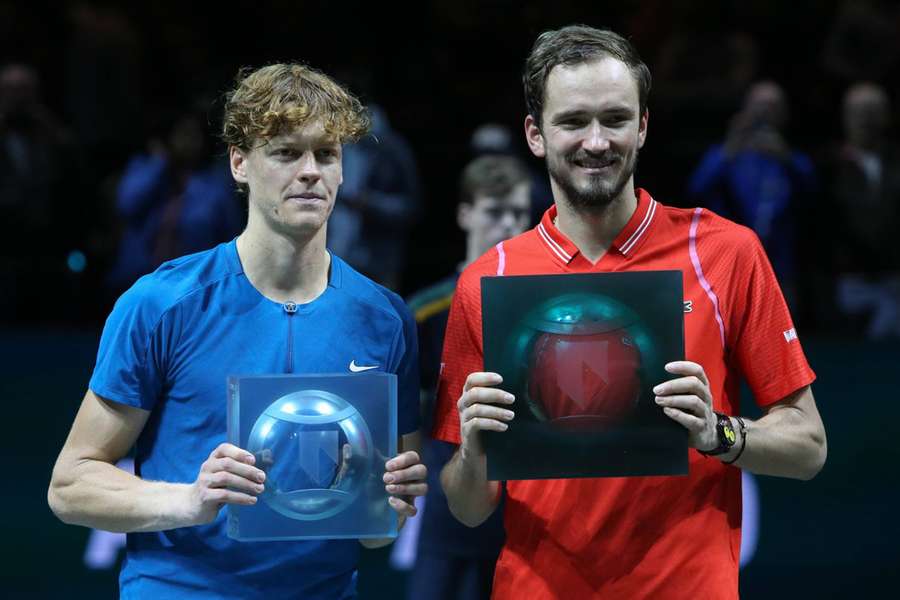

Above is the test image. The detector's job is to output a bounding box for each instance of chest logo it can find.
[349,360,379,372]
[684,300,693,313]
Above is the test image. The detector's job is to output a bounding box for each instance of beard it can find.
[548,147,638,212]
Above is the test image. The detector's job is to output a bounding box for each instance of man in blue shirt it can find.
[688,80,816,308]
[48,63,426,599]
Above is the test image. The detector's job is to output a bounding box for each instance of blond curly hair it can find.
[221,63,370,150]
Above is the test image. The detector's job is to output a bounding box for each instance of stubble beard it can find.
[548,148,639,213]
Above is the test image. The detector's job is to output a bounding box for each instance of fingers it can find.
[663,361,709,386]
[463,372,503,393]
[388,496,418,517]
[385,482,427,497]
[210,442,256,464]
[200,469,265,495]
[205,455,266,484]
[384,452,427,500]
[660,405,707,433]
[385,451,420,471]
[199,487,258,506]
[654,376,711,404]
[654,394,707,418]
[384,463,426,485]
[458,387,515,412]
[462,403,515,424]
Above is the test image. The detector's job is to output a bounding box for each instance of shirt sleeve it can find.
[725,228,816,407]
[431,270,486,445]
[88,279,168,410]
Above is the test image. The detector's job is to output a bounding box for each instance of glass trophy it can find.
[227,373,397,541]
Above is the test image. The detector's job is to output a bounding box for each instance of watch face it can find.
[721,418,737,447]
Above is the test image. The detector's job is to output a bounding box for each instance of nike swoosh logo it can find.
[349,360,378,372]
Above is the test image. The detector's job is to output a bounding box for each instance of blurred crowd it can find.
[2,0,900,340]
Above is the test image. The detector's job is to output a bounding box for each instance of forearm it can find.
[720,406,826,480]
[49,458,193,533]
[440,449,500,527]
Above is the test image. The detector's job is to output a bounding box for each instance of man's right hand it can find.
[185,443,266,526]
[457,372,515,463]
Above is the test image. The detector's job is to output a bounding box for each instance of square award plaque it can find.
[226,372,397,541]
[481,270,687,481]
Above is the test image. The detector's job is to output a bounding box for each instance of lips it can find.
[286,192,325,201]
[575,158,616,169]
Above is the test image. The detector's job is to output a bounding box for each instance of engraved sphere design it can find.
[247,390,372,521]
[521,294,644,429]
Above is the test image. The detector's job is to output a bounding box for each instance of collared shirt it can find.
[433,189,815,600]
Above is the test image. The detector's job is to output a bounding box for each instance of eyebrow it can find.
[266,138,340,149]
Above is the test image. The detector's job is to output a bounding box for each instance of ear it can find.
[230,146,249,184]
[457,202,472,232]
[524,114,546,158]
[637,109,649,149]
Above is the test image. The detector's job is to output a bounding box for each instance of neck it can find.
[553,180,638,264]
[236,218,330,304]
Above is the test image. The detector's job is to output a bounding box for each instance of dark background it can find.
[3,0,899,598]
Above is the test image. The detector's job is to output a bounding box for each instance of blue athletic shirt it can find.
[88,239,419,599]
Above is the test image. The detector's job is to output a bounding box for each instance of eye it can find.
[604,115,630,127]
[560,119,587,130]
[273,148,299,160]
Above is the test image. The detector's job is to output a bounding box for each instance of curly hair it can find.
[523,25,651,129]
[221,63,370,150]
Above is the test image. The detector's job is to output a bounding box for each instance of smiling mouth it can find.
[575,160,616,171]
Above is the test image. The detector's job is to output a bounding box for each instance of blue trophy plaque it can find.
[227,373,397,541]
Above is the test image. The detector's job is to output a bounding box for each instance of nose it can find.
[583,120,610,154]
[295,151,321,184]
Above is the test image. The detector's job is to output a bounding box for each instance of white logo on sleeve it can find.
[783,328,798,343]
[349,360,378,372]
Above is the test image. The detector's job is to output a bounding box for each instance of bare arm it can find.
[440,372,513,528]
[48,390,265,532]
[360,431,428,549]
[720,386,826,479]
[655,362,826,480]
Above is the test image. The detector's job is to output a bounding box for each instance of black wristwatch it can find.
[698,412,737,456]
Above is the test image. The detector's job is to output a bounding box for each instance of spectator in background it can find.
[0,63,73,317]
[688,81,816,308]
[470,123,552,226]
[400,155,531,600]
[327,103,421,290]
[107,105,242,293]
[825,82,900,338]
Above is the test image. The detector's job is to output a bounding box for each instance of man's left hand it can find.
[382,451,427,525]
[653,361,719,452]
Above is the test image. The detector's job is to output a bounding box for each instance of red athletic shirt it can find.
[432,189,816,599]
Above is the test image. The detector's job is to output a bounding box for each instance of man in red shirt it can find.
[433,25,827,599]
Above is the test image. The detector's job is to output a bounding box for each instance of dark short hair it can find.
[523,25,651,128]
[460,155,529,206]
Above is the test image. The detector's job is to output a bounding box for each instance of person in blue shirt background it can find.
[688,80,816,309]
[106,104,243,294]
[48,62,427,600]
